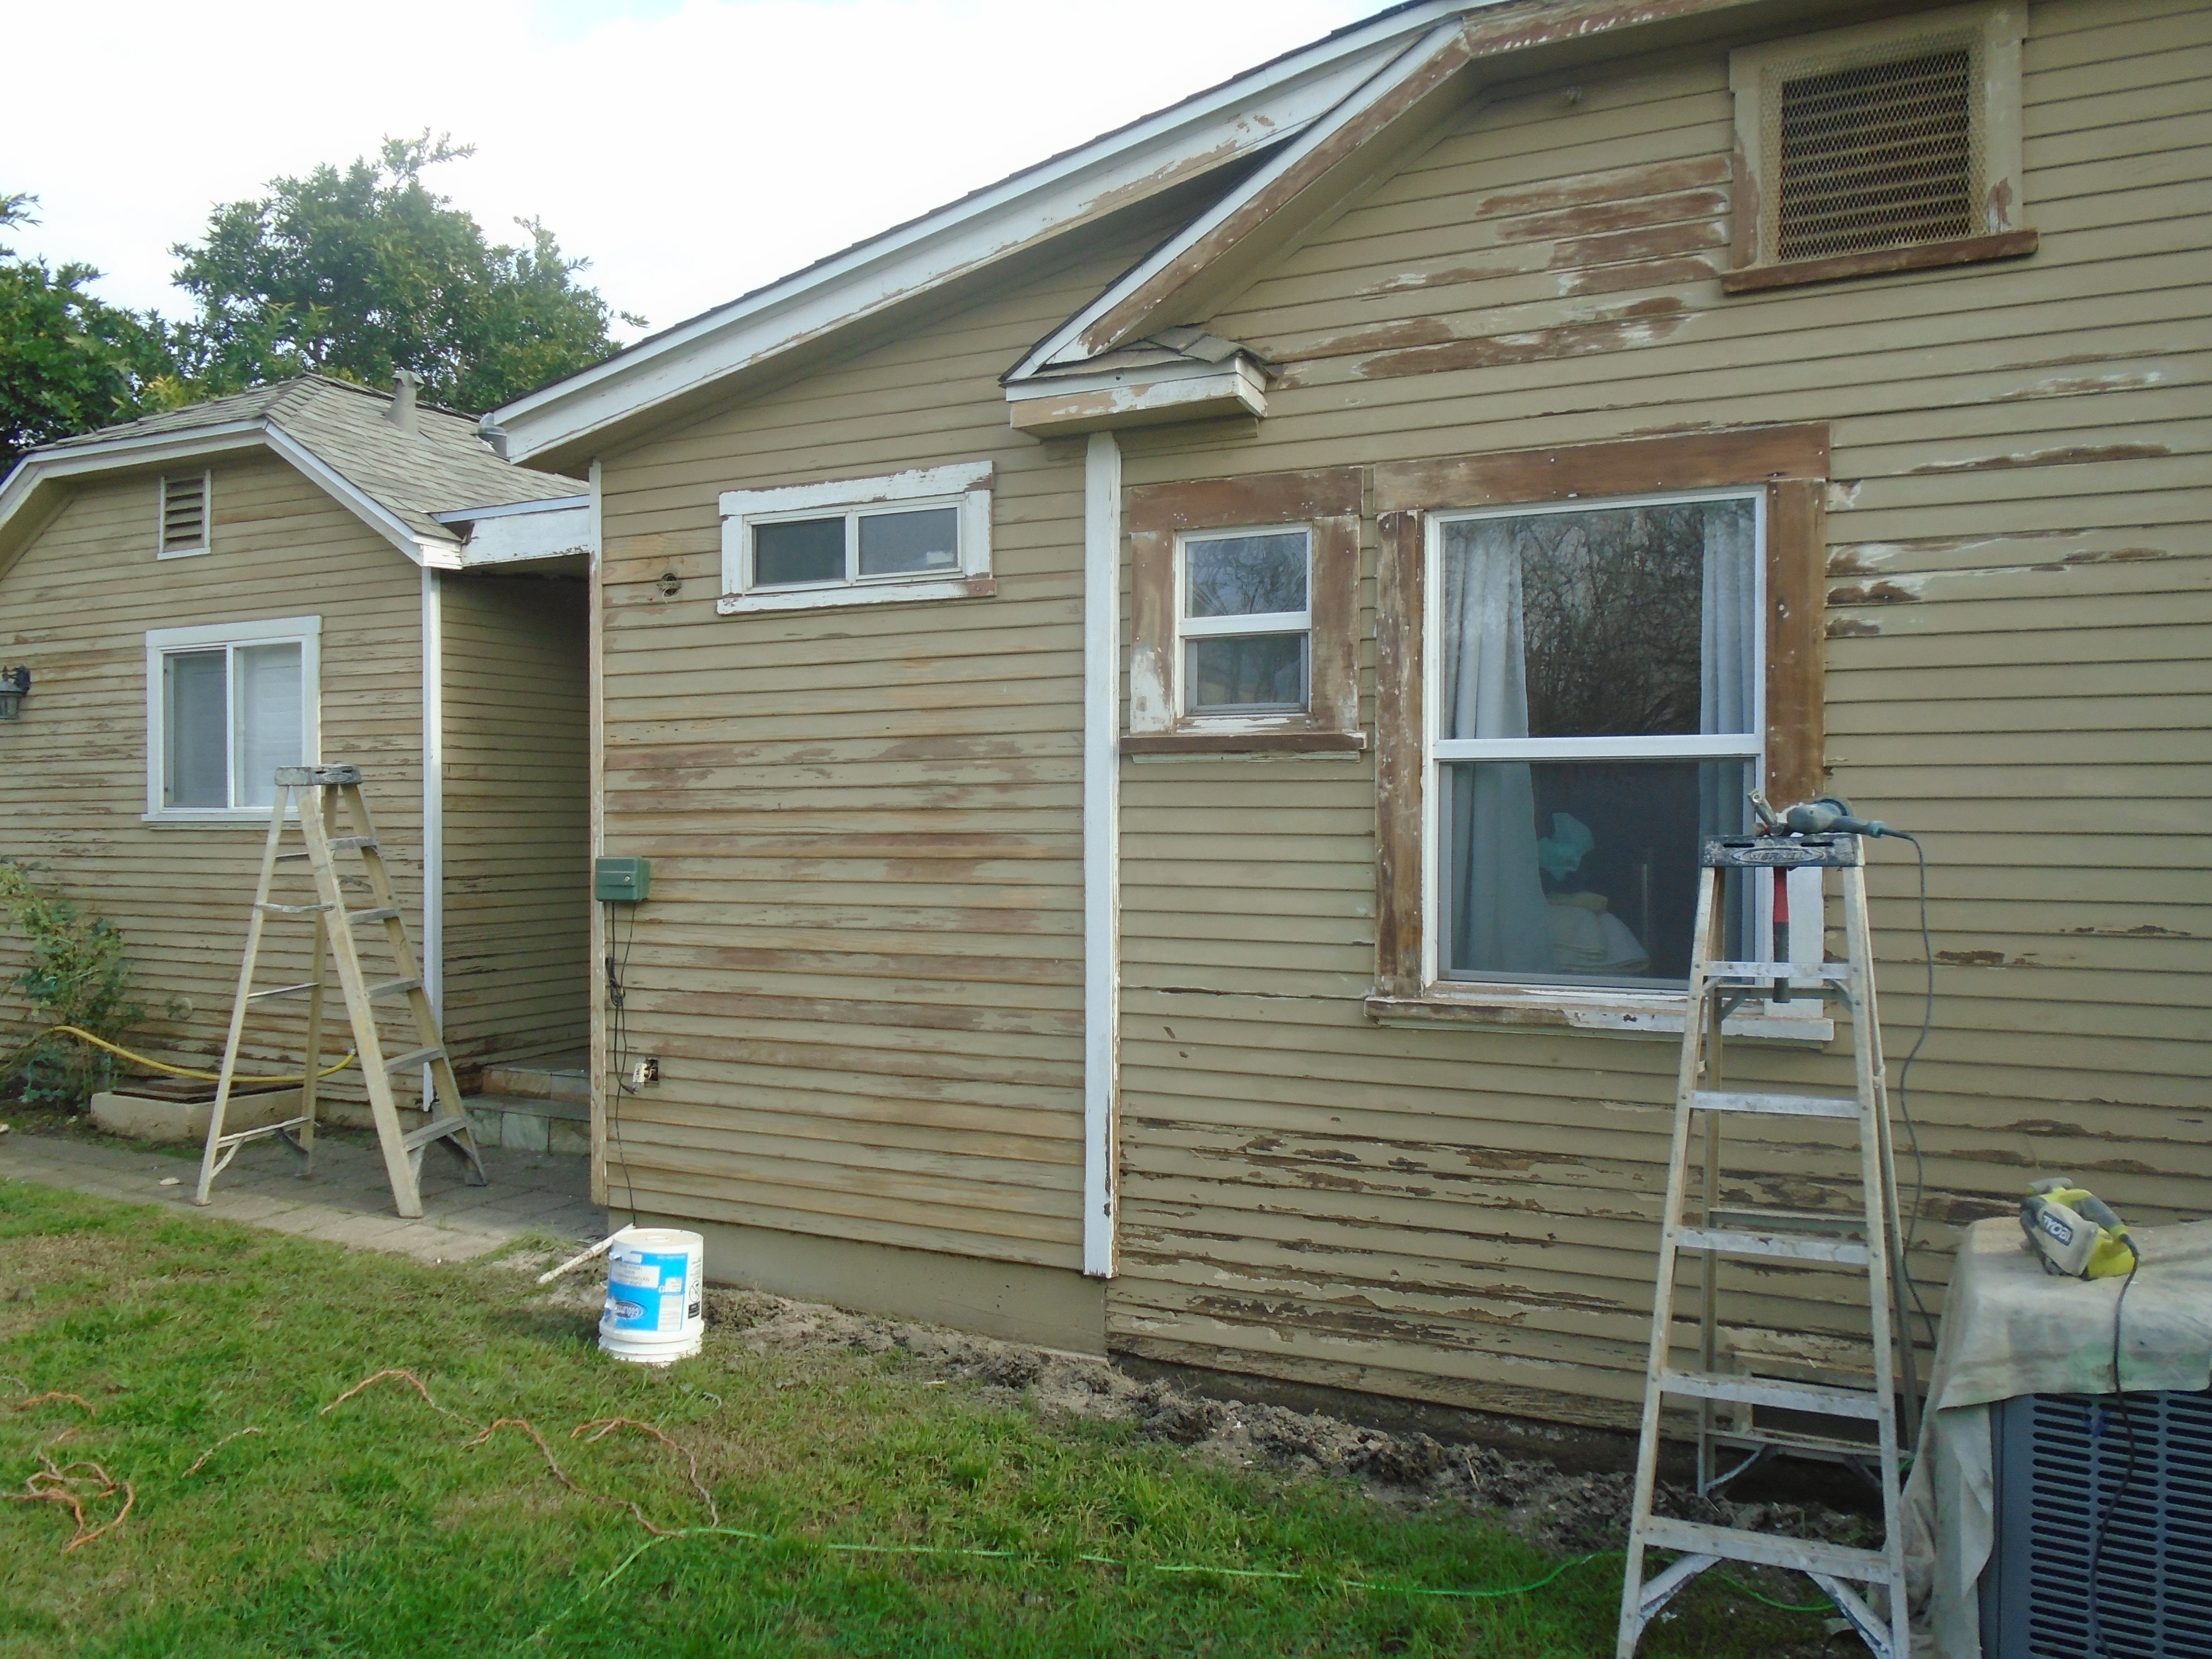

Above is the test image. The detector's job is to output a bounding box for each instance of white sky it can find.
[3,0,1379,345]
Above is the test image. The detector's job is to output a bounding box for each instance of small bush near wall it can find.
[0,861,148,1108]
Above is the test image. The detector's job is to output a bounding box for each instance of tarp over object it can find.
[1903,1216,2212,1658]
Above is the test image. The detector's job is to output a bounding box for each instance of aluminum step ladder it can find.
[194,764,486,1217]
[1616,830,1920,1659]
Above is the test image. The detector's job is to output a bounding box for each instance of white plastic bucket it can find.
[598,1228,704,1364]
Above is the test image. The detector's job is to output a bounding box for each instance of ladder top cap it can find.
[1703,833,1861,869]
[275,765,362,786]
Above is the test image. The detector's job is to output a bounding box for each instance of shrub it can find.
[0,860,148,1107]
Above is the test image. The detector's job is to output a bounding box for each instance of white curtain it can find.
[1441,520,1554,975]
[233,643,303,810]
[1698,501,1758,839]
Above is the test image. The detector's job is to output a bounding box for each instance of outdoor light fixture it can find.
[0,666,27,721]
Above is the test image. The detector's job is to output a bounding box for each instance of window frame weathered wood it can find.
[1124,465,1364,756]
[1368,426,1829,1030]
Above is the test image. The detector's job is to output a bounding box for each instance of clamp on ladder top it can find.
[1616,825,1920,1659]
[194,764,487,1219]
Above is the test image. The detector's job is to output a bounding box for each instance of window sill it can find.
[1364,985,1833,1045]
[143,810,290,826]
[717,574,994,616]
[1720,230,2037,294]
[1121,729,1367,757]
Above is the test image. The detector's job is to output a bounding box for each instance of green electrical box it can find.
[594,855,651,903]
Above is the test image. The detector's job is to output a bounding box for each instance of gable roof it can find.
[489,0,1491,466]
[1,375,583,573]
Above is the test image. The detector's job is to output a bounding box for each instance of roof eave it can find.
[490,1,1477,465]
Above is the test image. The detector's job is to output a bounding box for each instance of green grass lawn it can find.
[0,1179,1833,1657]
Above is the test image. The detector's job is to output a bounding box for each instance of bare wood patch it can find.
[1469,153,1730,220]
[1908,443,2173,474]
[1498,188,1731,243]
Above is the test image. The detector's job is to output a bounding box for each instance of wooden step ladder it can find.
[194,764,486,1217]
[1616,831,1920,1659]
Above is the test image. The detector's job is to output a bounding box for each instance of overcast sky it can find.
[4,0,1379,344]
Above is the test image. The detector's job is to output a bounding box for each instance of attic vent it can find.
[1775,47,1976,262]
[160,472,209,556]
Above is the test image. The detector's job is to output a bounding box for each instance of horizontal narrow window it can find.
[719,463,993,615]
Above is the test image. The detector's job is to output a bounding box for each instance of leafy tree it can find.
[0,193,182,472]
[171,134,641,413]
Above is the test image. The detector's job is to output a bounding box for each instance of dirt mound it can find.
[693,1288,1868,1553]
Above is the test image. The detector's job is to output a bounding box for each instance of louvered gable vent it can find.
[1775,48,1976,262]
[160,472,208,555]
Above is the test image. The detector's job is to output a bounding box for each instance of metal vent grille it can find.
[161,473,207,553]
[1988,1389,2212,1658]
[1775,48,1976,261]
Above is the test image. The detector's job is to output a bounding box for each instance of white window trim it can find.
[1730,0,2028,270]
[1417,488,1802,1025]
[157,469,213,559]
[717,461,993,616]
[1172,523,1313,720]
[143,615,322,823]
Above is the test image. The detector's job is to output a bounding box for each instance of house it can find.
[0,374,594,1127]
[480,0,2209,1427]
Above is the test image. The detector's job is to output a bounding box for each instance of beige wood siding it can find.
[591,210,1203,1272]
[438,571,590,1065]
[1107,0,2212,1427]
[0,451,428,1107]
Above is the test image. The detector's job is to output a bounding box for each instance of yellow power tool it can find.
[2019,1178,2138,1279]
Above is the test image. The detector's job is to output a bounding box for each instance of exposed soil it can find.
[671,1286,1872,1559]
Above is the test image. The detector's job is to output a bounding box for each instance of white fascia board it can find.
[1008,15,1477,380]
[432,493,591,524]
[453,502,595,566]
[0,418,458,570]
[490,6,1471,464]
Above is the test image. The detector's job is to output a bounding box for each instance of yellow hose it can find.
[12,1025,357,1086]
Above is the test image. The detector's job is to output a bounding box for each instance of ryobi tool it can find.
[2020,1178,2139,1279]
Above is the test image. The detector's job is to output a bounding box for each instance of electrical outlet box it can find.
[594,855,650,903]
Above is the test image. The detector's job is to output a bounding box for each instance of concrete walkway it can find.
[0,1128,604,1263]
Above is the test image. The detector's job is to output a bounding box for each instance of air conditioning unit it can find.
[1980,1387,2212,1657]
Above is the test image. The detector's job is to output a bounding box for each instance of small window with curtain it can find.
[1429,494,1761,989]
[143,617,320,820]
[718,462,993,615]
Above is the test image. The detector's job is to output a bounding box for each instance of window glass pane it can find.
[857,507,959,576]
[233,642,303,809]
[1437,759,1749,987]
[1187,633,1307,713]
[753,517,845,587]
[1439,498,1755,740]
[163,649,228,808]
[1186,531,1308,618]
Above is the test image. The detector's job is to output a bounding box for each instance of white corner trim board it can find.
[1083,431,1122,1279]
[717,461,995,617]
[421,568,444,1028]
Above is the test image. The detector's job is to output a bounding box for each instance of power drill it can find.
[2020,1178,2139,1279]
[1750,790,1894,839]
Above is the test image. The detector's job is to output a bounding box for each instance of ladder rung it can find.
[255,901,333,915]
[1637,1516,1894,1582]
[1693,1089,1860,1121]
[210,1116,313,1150]
[401,1116,473,1152]
[1707,1424,1881,1462]
[1678,1226,1870,1265]
[246,979,326,1002]
[1660,1367,1882,1420]
[381,1045,446,1074]
[1702,960,1852,984]
[365,977,423,1000]
[325,836,379,853]
[346,907,400,925]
